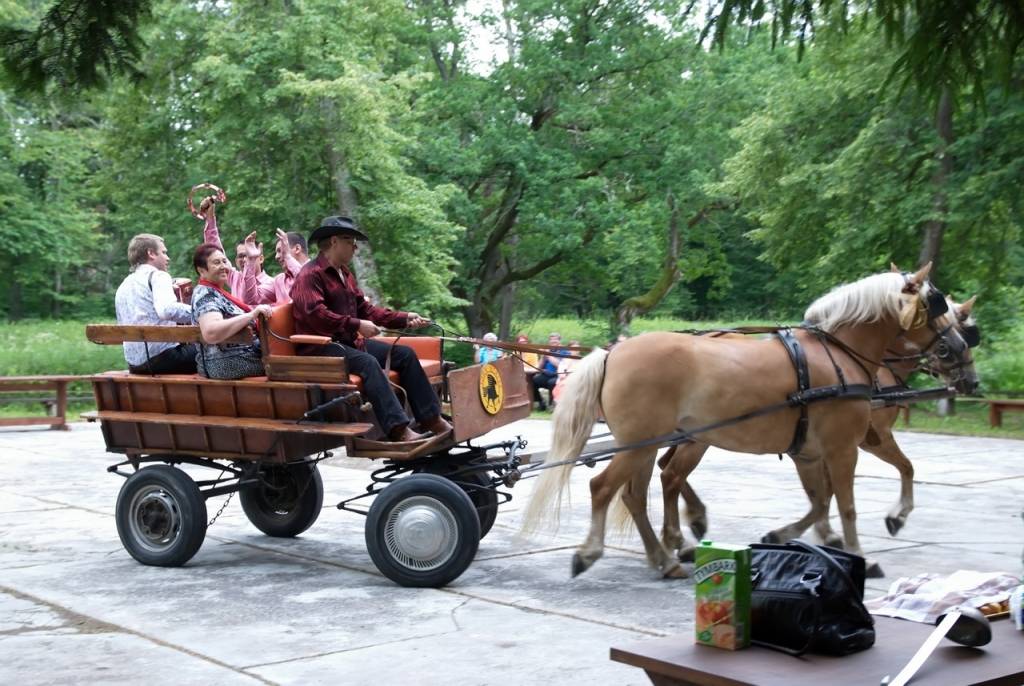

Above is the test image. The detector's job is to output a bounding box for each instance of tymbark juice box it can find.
[694,540,751,650]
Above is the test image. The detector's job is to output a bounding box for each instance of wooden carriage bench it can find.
[83,304,451,460]
[0,375,85,430]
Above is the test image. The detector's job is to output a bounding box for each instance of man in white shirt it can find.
[114,234,197,374]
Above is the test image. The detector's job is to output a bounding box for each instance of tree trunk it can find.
[322,99,382,302]
[498,281,516,339]
[8,280,22,321]
[52,268,62,318]
[919,86,954,276]
[613,194,682,335]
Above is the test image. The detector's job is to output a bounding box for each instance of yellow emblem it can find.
[478,363,504,415]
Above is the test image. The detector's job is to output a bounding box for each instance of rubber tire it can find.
[115,465,208,567]
[451,472,499,539]
[365,473,481,588]
[239,462,324,538]
[424,468,499,539]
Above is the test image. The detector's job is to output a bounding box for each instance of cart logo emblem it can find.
[479,363,504,415]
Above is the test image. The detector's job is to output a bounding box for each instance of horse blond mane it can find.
[803,272,916,333]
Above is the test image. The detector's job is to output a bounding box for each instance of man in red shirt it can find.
[290,216,452,442]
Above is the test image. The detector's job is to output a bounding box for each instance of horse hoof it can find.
[866,561,885,578]
[663,563,688,579]
[689,521,708,541]
[885,516,903,536]
[823,535,844,549]
[677,548,695,563]
[761,531,782,544]
[571,553,589,577]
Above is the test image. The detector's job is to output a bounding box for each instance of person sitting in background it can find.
[115,234,197,374]
[516,333,540,370]
[476,332,503,364]
[552,340,582,404]
[190,243,273,379]
[198,196,277,304]
[531,332,566,411]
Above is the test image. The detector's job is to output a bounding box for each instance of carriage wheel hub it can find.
[131,488,181,549]
[385,497,457,569]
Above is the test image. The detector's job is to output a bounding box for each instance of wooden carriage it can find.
[85,304,532,587]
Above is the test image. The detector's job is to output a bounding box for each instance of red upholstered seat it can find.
[266,304,443,391]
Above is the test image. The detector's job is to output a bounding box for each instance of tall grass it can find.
[0,320,124,376]
[1,317,1021,438]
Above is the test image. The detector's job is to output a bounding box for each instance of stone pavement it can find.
[1,420,1021,685]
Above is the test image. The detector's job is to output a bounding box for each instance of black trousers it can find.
[310,339,441,435]
[532,370,557,406]
[128,343,199,375]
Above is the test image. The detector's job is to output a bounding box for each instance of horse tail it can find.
[520,347,609,536]
[607,486,636,537]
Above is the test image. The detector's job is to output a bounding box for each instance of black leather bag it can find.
[749,540,875,656]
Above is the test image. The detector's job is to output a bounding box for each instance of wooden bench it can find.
[85,320,345,384]
[983,398,1024,427]
[0,376,84,430]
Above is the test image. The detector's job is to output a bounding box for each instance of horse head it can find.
[892,264,979,395]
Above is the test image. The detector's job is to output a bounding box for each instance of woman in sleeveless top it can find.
[190,243,273,379]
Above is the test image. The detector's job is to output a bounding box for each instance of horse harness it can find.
[775,328,873,457]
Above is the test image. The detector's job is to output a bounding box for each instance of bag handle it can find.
[784,539,874,626]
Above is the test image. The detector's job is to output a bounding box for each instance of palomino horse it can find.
[521,265,976,578]
[654,295,979,577]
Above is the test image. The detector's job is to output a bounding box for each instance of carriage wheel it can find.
[240,462,324,538]
[424,468,499,539]
[456,472,499,539]
[365,474,480,587]
[115,465,207,567]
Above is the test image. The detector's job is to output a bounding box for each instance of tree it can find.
[95,0,461,314]
[703,0,1024,101]
[715,30,1024,323]
[0,0,149,92]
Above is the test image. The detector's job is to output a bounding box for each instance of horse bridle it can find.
[888,281,978,383]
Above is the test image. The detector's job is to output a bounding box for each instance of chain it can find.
[207,490,234,528]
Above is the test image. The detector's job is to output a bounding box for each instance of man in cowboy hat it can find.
[290,216,452,442]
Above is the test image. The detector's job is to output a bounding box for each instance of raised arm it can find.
[276,229,303,277]
[238,232,272,305]
[200,197,229,263]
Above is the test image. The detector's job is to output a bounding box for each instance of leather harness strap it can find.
[776,329,811,456]
[775,328,875,458]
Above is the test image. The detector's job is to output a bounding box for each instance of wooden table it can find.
[0,375,82,431]
[611,616,1024,686]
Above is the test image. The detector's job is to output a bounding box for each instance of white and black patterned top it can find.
[114,264,193,366]
[190,284,264,379]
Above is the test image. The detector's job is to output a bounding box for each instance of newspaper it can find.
[865,570,1022,623]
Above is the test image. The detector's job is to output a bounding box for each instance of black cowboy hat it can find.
[309,215,368,244]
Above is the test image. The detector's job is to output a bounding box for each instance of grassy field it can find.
[1,318,1022,440]
[526,402,1024,440]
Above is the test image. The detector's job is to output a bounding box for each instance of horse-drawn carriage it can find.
[85,303,532,587]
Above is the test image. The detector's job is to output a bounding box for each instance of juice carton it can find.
[694,540,751,650]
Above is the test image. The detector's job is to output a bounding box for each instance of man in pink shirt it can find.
[198,197,302,305]
[267,231,309,304]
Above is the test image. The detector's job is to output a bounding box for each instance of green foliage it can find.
[0,0,149,92]
[0,320,122,375]
[704,0,1024,102]
[0,0,1021,397]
